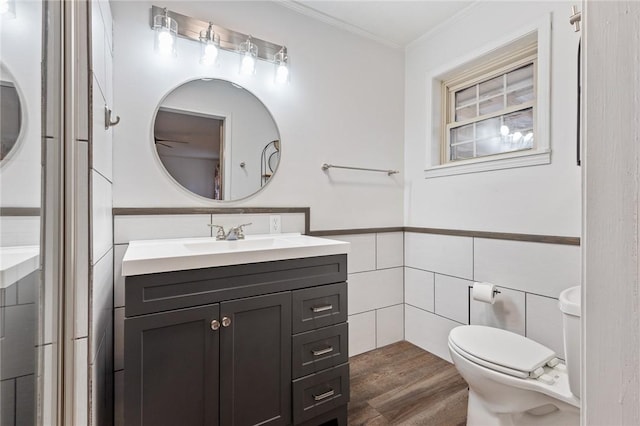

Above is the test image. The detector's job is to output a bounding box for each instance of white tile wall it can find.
[90,3,114,426]
[376,232,403,269]
[92,75,112,182]
[404,232,578,364]
[113,214,211,243]
[405,267,434,312]
[331,234,376,273]
[470,286,526,335]
[474,238,581,298]
[92,171,113,262]
[348,311,376,356]
[347,268,403,315]
[434,274,471,324]
[405,233,473,279]
[526,293,565,358]
[91,5,105,98]
[92,249,113,359]
[75,142,89,339]
[97,0,113,53]
[376,304,404,347]
[405,304,459,363]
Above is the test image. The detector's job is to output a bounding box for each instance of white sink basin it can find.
[122,233,350,276]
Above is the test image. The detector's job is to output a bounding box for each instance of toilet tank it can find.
[559,286,581,399]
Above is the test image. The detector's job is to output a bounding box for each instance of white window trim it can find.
[424,13,551,179]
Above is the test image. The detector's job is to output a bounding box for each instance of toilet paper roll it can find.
[472,282,498,304]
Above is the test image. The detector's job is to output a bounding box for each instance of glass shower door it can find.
[1,1,62,424]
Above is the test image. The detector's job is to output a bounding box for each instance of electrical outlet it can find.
[270,215,281,234]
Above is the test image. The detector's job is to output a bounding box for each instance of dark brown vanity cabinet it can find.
[123,255,349,426]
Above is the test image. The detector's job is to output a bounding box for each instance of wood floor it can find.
[348,341,469,425]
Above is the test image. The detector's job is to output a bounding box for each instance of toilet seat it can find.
[449,325,558,379]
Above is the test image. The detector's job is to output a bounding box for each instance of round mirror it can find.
[153,79,280,201]
[1,63,23,162]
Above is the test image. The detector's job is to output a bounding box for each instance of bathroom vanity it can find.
[122,234,350,426]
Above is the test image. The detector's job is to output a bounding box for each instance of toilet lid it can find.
[449,325,557,379]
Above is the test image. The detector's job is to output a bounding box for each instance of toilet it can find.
[448,286,581,426]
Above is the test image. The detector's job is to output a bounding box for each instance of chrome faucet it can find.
[208,223,252,240]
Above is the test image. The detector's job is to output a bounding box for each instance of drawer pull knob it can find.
[313,389,335,401]
[311,304,333,313]
[210,320,221,331]
[222,317,232,327]
[312,346,334,357]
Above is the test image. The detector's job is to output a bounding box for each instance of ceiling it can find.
[278,1,475,48]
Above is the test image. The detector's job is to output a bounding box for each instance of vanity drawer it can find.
[292,323,349,379]
[292,282,347,334]
[292,363,350,424]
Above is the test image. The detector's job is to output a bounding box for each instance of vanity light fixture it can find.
[238,36,258,75]
[0,0,16,17]
[200,22,220,65]
[149,6,289,83]
[274,47,289,85]
[153,7,178,57]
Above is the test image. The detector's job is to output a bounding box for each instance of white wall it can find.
[404,1,581,237]
[402,1,583,366]
[111,1,404,230]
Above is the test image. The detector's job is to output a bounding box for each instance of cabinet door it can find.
[124,304,220,426]
[220,292,292,426]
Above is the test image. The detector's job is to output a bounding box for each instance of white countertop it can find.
[122,233,350,276]
[0,245,40,289]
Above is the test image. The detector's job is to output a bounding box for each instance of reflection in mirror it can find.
[0,0,58,423]
[1,67,22,161]
[154,78,280,201]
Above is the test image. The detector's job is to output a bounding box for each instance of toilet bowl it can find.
[448,286,581,426]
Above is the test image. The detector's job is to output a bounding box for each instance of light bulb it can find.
[513,131,523,142]
[157,29,174,56]
[153,9,177,57]
[238,36,258,75]
[524,132,534,143]
[500,125,509,137]
[273,47,290,85]
[199,24,219,66]
[240,54,256,75]
[275,63,289,85]
[201,43,218,65]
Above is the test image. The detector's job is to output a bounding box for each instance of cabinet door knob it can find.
[211,319,221,331]
[222,317,232,327]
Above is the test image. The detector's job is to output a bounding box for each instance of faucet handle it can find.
[208,224,226,240]
[235,223,252,239]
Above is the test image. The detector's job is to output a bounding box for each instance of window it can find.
[442,43,537,164]
[423,18,551,178]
